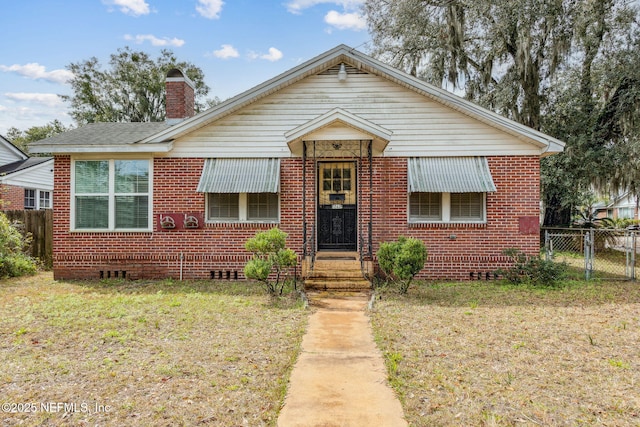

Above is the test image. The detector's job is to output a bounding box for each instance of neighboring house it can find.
[595,192,638,220]
[30,45,564,281]
[0,135,53,210]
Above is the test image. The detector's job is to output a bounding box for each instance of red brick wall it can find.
[362,156,540,280]
[0,184,24,210]
[52,155,540,281]
[165,80,195,121]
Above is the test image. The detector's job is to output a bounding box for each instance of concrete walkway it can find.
[277,294,408,427]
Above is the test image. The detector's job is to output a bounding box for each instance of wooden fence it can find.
[4,209,53,268]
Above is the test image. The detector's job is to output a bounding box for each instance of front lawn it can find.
[0,273,307,426]
[371,280,640,426]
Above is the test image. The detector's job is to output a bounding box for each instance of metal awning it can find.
[196,158,280,193]
[408,157,497,193]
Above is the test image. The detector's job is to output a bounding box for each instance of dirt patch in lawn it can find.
[0,273,307,426]
[371,281,640,426]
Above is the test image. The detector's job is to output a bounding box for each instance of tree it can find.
[540,1,639,224]
[5,120,72,154]
[364,0,639,225]
[243,228,297,296]
[62,47,211,124]
[364,0,575,129]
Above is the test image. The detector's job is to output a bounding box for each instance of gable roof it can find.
[0,156,52,175]
[0,134,29,162]
[29,45,565,155]
[285,108,393,156]
[141,44,564,154]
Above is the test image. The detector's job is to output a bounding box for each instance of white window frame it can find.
[408,192,487,224]
[38,190,51,209]
[24,189,36,210]
[71,158,153,232]
[205,192,280,223]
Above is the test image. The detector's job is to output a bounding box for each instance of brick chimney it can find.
[165,68,195,124]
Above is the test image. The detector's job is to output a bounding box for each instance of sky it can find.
[0,0,371,136]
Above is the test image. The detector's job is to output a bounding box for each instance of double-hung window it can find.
[24,189,36,210]
[407,157,495,224]
[39,191,51,209]
[73,159,151,231]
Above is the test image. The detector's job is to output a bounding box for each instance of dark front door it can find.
[317,162,357,251]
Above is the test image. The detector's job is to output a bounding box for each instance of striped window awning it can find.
[196,158,280,193]
[408,157,497,193]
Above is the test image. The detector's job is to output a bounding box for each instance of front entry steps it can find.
[304,252,372,292]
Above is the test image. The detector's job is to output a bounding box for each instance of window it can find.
[409,193,441,221]
[247,193,278,220]
[409,192,486,223]
[73,159,151,230]
[618,207,635,219]
[24,189,36,210]
[39,191,51,209]
[208,193,239,220]
[451,193,484,221]
[206,193,279,222]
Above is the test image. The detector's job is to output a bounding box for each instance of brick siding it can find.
[165,80,195,121]
[0,184,24,210]
[52,155,540,281]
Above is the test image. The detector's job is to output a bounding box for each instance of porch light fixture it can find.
[337,63,347,82]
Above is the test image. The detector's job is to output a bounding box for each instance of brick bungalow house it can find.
[0,135,53,211]
[30,45,564,282]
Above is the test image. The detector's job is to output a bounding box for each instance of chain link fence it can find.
[542,228,640,280]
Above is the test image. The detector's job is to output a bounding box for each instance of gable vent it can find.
[319,64,367,76]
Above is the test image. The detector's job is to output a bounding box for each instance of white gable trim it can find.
[0,159,54,190]
[0,135,28,161]
[285,108,392,156]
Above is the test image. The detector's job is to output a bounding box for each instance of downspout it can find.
[179,252,184,281]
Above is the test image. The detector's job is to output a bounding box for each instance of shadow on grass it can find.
[73,277,301,295]
[375,278,640,308]
[3,272,306,310]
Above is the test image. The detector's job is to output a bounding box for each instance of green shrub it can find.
[377,236,427,294]
[0,212,37,278]
[244,228,297,296]
[496,248,567,286]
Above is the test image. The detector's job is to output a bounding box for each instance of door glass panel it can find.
[319,162,356,205]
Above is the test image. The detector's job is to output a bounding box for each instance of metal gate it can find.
[317,161,358,251]
[544,228,640,280]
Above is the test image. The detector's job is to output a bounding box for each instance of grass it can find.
[371,279,640,426]
[0,272,307,426]
[4,271,640,425]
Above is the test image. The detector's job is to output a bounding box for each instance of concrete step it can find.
[309,271,365,280]
[304,279,372,291]
[304,251,371,292]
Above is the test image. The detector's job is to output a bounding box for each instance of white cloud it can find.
[4,93,64,108]
[324,10,366,30]
[249,47,284,62]
[212,44,240,59]
[261,47,284,62]
[0,63,74,84]
[103,0,150,16]
[285,0,364,14]
[124,34,185,47]
[196,0,224,19]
